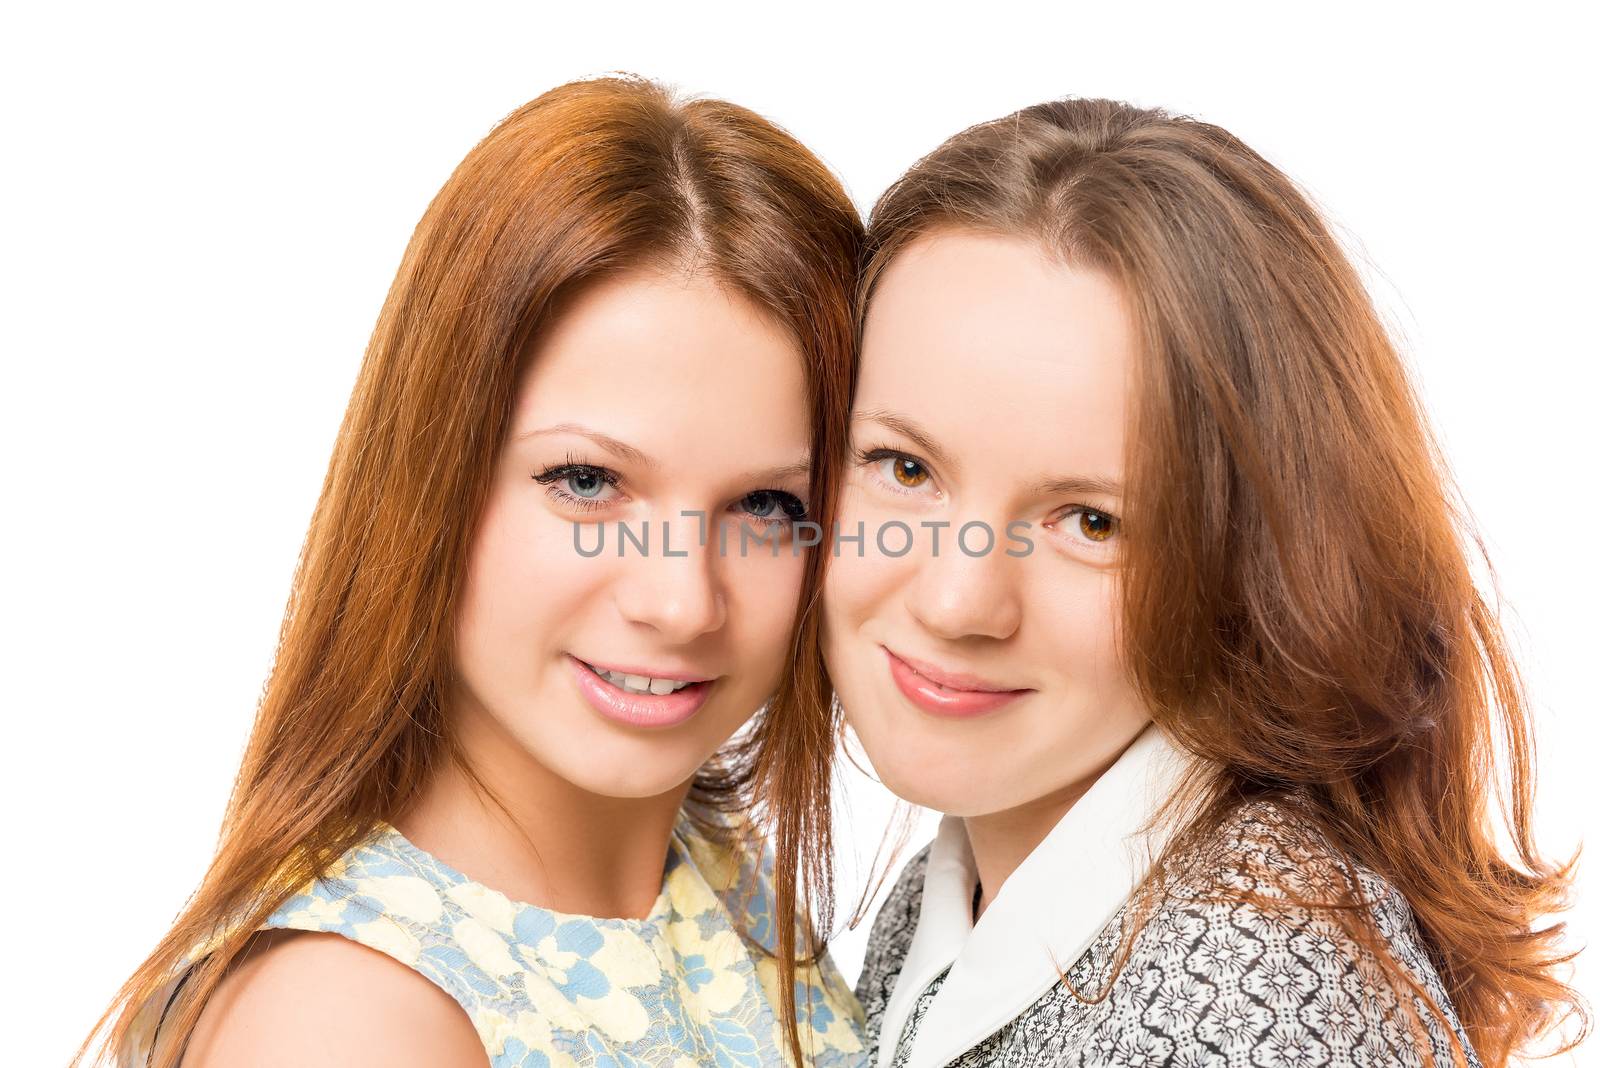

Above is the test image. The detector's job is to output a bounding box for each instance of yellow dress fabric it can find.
[257,808,866,1068]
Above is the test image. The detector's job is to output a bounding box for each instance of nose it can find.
[612,517,728,642]
[903,522,1023,642]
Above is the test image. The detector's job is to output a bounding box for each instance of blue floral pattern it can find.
[257,809,866,1068]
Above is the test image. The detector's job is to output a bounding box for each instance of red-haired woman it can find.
[79,76,867,1068]
[829,98,1582,1068]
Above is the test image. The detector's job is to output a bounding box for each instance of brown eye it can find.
[1078,510,1116,542]
[858,447,937,496]
[892,458,928,488]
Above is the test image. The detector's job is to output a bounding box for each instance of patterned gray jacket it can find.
[855,797,1481,1068]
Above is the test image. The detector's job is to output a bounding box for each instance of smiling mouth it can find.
[883,646,1032,719]
[885,647,1027,694]
[576,659,703,695]
[567,654,717,729]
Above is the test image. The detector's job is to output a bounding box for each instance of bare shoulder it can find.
[180,929,488,1068]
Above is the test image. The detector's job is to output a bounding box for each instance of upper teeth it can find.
[590,664,696,695]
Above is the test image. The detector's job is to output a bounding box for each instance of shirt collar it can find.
[878,722,1200,1068]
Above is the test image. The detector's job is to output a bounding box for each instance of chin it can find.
[879,766,1013,818]
[555,752,704,800]
[857,725,1011,817]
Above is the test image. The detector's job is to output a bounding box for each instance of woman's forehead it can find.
[857,231,1133,481]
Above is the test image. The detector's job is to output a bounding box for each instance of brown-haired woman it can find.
[77,75,868,1068]
[829,98,1584,1067]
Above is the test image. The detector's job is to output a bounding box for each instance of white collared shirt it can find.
[877,722,1197,1068]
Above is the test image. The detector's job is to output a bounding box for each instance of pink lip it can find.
[883,646,1031,719]
[567,654,716,729]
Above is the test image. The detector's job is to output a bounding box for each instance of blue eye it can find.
[564,470,607,498]
[738,489,807,526]
[532,462,622,510]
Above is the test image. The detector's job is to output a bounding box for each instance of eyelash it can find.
[855,444,938,498]
[855,444,1122,547]
[530,455,809,528]
[532,455,621,512]
[1051,506,1121,549]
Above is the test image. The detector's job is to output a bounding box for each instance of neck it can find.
[962,781,1091,922]
[963,737,1142,921]
[393,687,694,920]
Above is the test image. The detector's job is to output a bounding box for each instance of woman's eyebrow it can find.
[735,460,811,486]
[852,408,954,471]
[1033,474,1124,498]
[514,423,658,468]
[854,409,1121,498]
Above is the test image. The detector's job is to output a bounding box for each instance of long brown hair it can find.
[79,74,862,1067]
[857,97,1583,1067]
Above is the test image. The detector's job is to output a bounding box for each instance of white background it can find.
[5,3,1595,1065]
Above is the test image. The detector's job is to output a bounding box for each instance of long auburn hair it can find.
[856,98,1583,1067]
[80,74,862,1067]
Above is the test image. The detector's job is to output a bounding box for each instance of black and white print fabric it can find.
[856,800,1480,1068]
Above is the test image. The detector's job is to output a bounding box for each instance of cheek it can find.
[821,486,908,632]
[1032,565,1132,698]
[455,489,607,665]
[820,545,923,732]
[821,543,903,638]
[719,549,807,669]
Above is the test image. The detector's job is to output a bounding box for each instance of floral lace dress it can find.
[137,808,866,1068]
